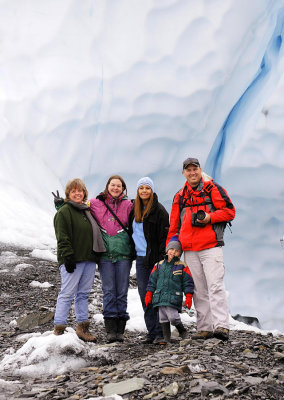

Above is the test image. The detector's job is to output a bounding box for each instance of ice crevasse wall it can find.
[0,0,284,331]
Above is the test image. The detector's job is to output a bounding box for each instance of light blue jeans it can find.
[54,261,96,325]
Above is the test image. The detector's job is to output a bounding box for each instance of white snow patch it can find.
[229,315,282,336]
[29,281,54,288]
[14,263,34,272]
[0,251,23,265]
[9,320,17,328]
[0,329,111,378]
[30,249,57,262]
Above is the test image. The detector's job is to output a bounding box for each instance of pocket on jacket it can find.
[172,270,182,281]
[153,289,161,305]
[170,292,183,306]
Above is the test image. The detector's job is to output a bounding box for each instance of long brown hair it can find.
[134,189,154,222]
[65,178,88,201]
[103,174,127,199]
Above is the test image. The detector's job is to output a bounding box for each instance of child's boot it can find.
[160,322,171,344]
[175,322,187,339]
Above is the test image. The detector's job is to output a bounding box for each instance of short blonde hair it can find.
[65,178,88,201]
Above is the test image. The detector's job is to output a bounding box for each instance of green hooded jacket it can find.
[147,256,194,312]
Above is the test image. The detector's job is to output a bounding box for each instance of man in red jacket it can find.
[167,158,235,341]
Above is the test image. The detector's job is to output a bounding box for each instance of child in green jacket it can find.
[145,238,194,343]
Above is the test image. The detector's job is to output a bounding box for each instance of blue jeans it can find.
[99,258,131,319]
[136,256,162,339]
[54,261,96,325]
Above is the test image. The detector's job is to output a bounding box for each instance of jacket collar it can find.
[67,200,89,210]
[165,255,180,264]
[184,178,215,196]
[147,192,158,215]
[183,178,204,196]
[105,192,127,204]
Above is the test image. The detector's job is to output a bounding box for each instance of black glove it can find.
[52,190,64,210]
[64,255,76,273]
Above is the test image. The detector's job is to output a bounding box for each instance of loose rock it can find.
[0,244,284,399]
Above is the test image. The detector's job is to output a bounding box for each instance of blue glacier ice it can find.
[0,0,284,331]
[206,5,284,179]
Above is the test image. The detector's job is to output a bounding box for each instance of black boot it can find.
[175,322,187,339]
[104,317,117,343]
[116,319,127,342]
[160,322,171,344]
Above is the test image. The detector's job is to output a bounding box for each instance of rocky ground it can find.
[0,243,284,400]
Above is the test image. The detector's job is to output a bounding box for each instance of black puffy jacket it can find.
[129,193,169,268]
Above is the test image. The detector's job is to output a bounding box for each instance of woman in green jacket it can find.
[53,178,105,342]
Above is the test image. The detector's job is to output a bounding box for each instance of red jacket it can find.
[167,178,235,251]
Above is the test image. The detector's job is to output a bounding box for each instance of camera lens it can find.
[196,210,206,220]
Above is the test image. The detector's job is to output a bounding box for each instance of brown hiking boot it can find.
[192,330,213,340]
[76,321,97,343]
[214,327,229,341]
[54,324,67,336]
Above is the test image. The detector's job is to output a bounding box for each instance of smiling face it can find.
[65,178,88,203]
[108,178,123,198]
[167,248,181,261]
[138,185,152,204]
[68,187,85,203]
[182,164,202,187]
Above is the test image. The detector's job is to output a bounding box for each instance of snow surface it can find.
[0,0,284,331]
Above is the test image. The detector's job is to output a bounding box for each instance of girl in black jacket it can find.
[129,177,169,344]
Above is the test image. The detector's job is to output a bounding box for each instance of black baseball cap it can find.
[183,158,200,169]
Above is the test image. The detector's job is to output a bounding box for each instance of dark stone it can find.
[232,313,261,328]
[16,311,55,330]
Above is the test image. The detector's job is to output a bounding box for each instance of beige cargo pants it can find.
[184,247,229,331]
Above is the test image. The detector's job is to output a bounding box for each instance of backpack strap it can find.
[177,181,233,231]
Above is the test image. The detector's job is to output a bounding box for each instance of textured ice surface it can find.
[0,0,284,330]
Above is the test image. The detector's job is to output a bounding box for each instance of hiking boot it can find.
[76,321,97,343]
[192,330,214,340]
[141,336,155,344]
[116,318,127,343]
[175,322,187,339]
[153,336,168,345]
[214,327,229,341]
[104,317,117,343]
[54,324,66,336]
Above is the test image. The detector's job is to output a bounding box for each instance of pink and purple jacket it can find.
[89,193,133,236]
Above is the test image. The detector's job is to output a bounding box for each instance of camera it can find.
[191,210,206,227]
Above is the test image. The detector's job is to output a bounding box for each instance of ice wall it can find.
[0,0,284,330]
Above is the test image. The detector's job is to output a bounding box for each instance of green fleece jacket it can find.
[54,203,99,266]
